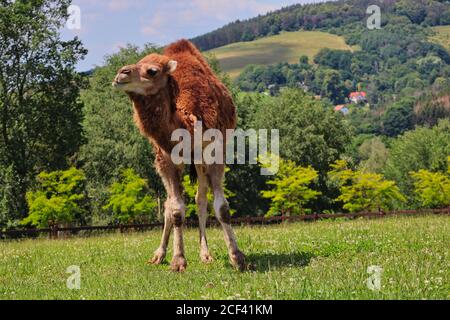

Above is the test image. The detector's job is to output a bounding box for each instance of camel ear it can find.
[167,60,177,74]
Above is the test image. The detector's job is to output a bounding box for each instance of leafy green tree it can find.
[358,137,389,173]
[22,168,88,228]
[330,160,406,212]
[395,0,427,24]
[319,69,347,104]
[382,98,415,137]
[103,169,157,224]
[261,157,321,217]
[0,0,87,227]
[384,119,450,197]
[251,89,352,211]
[410,157,450,208]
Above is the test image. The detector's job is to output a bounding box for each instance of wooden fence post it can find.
[50,224,58,239]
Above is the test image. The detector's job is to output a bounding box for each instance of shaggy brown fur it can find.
[112,39,245,272]
[126,40,236,152]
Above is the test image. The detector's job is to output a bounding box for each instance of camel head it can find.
[112,53,177,96]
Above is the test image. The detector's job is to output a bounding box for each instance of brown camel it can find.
[112,39,245,271]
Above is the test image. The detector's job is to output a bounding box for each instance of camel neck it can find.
[128,79,181,152]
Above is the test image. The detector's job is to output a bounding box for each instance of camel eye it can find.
[147,68,158,77]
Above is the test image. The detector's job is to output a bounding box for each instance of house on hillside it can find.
[349,91,367,104]
[334,104,349,115]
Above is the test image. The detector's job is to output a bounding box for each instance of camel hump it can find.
[165,39,201,58]
[164,39,210,70]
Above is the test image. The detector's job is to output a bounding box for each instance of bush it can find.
[330,160,406,212]
[103,169,158,224]
[384,119,450,197]
[261,156,321,216]
[410,157,450,208]
[22,168,88,228]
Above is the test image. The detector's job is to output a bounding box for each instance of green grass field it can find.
[0,215,448,300]
[430,26,450,52]
[208,31,356,79]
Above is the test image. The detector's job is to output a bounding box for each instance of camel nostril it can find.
[121,69,131,75]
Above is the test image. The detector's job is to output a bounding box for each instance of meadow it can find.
[430,25,450,52]
[0,215,448,300]
[207,31,356,78]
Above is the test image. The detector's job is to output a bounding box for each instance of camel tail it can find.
[189,163,198,185]
[164,39,211,71]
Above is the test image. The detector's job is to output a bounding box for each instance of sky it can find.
[61,0,330,71]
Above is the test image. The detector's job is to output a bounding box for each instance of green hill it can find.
[430,25,450,52]
[208,31,356,79]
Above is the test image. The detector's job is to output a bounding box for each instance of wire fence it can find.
[1,207,449,240]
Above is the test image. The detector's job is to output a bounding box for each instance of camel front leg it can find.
[207,164,246,271]
[149,208,172,264]
[150,151,187,272]
[169,196,187,272]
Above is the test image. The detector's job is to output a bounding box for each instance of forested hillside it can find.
[207,30,355,78]
[199,0,450,140]
[192,0,450,51]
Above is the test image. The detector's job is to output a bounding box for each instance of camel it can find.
[112,39,246,271]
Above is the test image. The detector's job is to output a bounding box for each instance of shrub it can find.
[23,168,88,228]
[330,160,406,212]
[261,156,321,216]
[410,157,450,208]
[103,169,157,224]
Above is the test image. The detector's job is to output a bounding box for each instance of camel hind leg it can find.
[207,164,246,270]
[196,164,213,263]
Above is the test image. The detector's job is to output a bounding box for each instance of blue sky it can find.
[61,0,328,71]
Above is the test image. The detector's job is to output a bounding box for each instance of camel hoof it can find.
[230,250,246,271]
[200,253,214,264]
[148,250,166,265]
[171,255,187,272]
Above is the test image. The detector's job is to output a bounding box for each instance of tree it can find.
[319,69,347,104]
[251,89,352,211]
[0,0,87,227]
[103,169,158,224]
[414,89,450,127]
[384,119,450,197]
[358,137,389,173]
[410,157,450,208]
[22,168,88,228]
[330,160,406,212]
[261,156,321,217]
[395,0,427,24]
[382,98,415,137]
